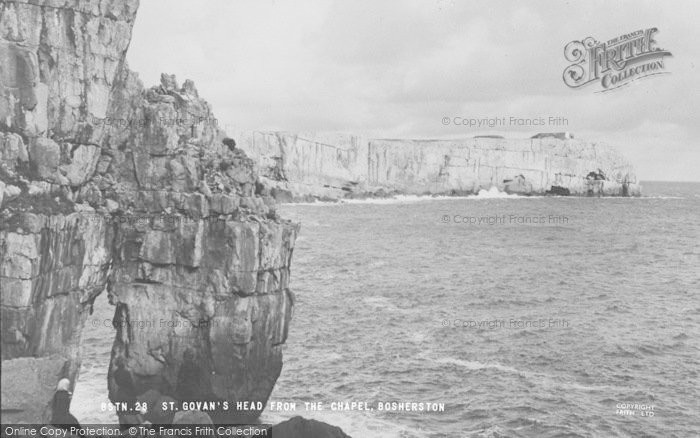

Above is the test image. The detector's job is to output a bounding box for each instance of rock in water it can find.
[172,410,213,425]
[272,417,353,438]
[503,174,533,195]
[0,0,299,425]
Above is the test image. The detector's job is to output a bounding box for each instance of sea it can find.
[73,181,700,438]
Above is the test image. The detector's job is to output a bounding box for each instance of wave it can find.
[286,184,698,204]
[434,356,613,395]
[462,425,511,438]
[555,381,610,392]
[360,296,413,314]
[342,194,459,204]
[433,357,524,375]
[604,345,640,359]
[287,194,466,206]
[612,195,686,200]
[285,187,534,206]
[288,192,686,205]
[473,186,526,199]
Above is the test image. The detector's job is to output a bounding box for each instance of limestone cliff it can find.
[1,0,298,424]
[236,131,641,201]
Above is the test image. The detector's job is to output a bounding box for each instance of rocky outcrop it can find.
[1,0,298,424]
[272,417,352,438]
[236,131,641,201]
[104,73,298,424]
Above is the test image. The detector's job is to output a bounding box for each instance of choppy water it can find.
[74,182,700,437]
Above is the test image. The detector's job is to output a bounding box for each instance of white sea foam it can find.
[473,186,523,199]
[341,194,458,204]
[434,357,611,393]
[433,357,524,375]
[286,185,691,205]
[361,296,408,313]
[286,187,532,206]
[287,195,457,206]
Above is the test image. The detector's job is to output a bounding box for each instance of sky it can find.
[126,0,700,181]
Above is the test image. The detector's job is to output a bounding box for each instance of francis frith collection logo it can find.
[563,28,672,92]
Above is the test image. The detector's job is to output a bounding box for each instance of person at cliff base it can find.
[51,378,81,430]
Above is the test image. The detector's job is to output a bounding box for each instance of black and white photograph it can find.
[0,1,698,437]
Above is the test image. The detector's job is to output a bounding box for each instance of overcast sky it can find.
[127,0,699,181]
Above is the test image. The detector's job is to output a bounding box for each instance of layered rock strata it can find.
[236,131,641,201]
[1,0,298,424]
[1,0,140,422]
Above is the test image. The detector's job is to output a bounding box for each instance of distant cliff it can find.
[236,131,641,201]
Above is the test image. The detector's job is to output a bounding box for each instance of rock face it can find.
[272,417,353,438]
[104,73,298,424]
[1,0,140,422]
[1,0,298,424]
[236,131,641,201]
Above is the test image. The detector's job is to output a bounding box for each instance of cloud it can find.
[127,0,700,181]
